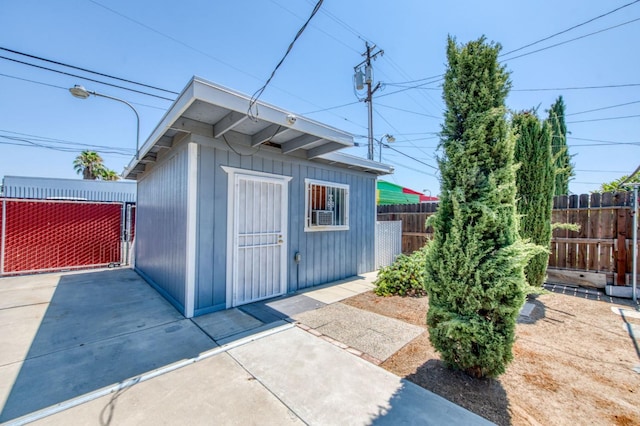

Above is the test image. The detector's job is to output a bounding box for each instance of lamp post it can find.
[69,85,140,160]
[376,134,395,162]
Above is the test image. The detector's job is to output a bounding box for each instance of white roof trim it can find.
[317,151,394,175]
[123,76,392,179]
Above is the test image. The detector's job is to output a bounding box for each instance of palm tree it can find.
[100,169,121,181]
[73,150,105,180]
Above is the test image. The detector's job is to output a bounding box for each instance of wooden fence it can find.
[376,191,638,287]
[549,192,636,286]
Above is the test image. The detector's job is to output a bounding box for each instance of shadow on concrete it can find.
[0,269,217,423]
[374,359,510,426]
[365,375,495,425]
[239,293,326,323]
[191,293,326,345]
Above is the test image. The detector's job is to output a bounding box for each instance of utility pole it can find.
[354,42,383,161]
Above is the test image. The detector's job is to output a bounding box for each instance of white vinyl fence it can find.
[375,220,402,269]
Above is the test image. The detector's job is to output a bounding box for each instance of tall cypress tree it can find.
[513,111,554,287]
[424,36,539,378]
[548,96,573,196]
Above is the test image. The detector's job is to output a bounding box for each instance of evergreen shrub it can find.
[424,36,542,378]
[374,245,429,297]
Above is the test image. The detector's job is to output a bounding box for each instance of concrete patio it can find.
[0,268,492,425]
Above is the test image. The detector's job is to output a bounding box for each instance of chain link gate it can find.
[0,198,135,276]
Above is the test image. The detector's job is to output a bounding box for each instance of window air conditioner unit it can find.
[312,210,334,226]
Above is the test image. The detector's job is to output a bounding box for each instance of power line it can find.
[270,0,442,125]
[374,110,437,163]
[0,129,133,150]
[303,100,360,114]
[361,2,640,92]
[572,181,606,185]
[513,83,640,91]
[370,110,440,170]
[376,83,441,99]
[87,0,253,79]
[248,0,323,118]
[384,77,443,88]
[566,100,640,116]
[502,17,640,61]
[383,142,438,170]
[0,72,66,91]
[335,10,639,97]
[307,0,371,43]
[268,0,360,54]
[386,131,439,136]
[576,169,631,173]
[0,55,175,101]
[0,73,168,111]
[379,57,443,116]
[500,0,640,57]
[0,46,178,95]
[384,159,438,177]
[301,0,444,117]
[0,136,133,156]
[87,0,365,129]
[569,136,640,144]
[376,103,441,119]
[567,114,640,124]
[0,137,80,153]
[301,101,369,130]
[386,144,439,149]
[0,130,135,153]
[383,74,444,86]
[566,142,640,147]
[298,1,640,105]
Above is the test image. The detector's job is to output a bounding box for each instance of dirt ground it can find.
[343,288,640,426]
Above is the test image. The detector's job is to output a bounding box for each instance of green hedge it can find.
[374,245,429,297]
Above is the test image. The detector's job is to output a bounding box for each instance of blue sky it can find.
[1,0,638,195]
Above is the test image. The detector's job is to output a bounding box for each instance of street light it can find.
[69,85,140,160]
[376,134,395,162]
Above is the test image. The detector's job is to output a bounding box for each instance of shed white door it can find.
[231,173,289,306]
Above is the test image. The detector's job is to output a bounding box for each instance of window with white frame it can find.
[304,179,349,231]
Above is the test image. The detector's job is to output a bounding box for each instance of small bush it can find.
[374,245,429,297]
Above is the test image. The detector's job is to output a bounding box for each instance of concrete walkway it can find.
[0,268,492,425]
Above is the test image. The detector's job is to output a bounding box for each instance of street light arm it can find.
[90,92,140,160]
[69,85,140,160]
[375,134,394,162]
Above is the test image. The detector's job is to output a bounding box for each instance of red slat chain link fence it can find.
[1,199,128,275]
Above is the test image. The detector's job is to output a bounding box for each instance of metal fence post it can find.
[1,199,5,275]
[632,185,638,302]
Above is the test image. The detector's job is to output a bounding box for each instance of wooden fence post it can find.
[615,192,628,285]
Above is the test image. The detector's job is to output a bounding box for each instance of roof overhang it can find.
[315,151,393,175]
[123,77,392,179]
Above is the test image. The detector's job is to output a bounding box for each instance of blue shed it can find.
[124,77,392,318]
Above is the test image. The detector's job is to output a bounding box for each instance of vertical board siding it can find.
[195,145,217,311]
[136,147,189,310]
[290,164,375,289]
[193,144,377,313]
